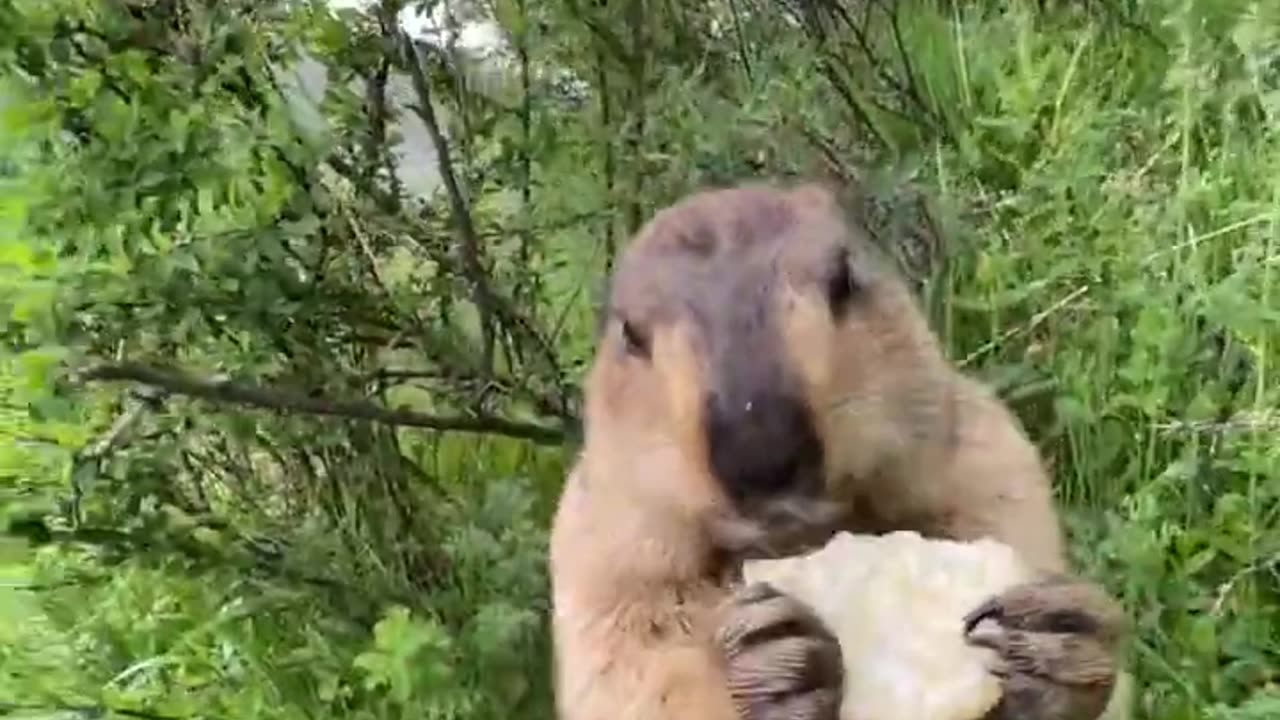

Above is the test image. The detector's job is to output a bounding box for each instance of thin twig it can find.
[0,702,198,720]
[959,284,1092,368]
[0,576,111,591]
[727,0,754,82]
[1211,552,1280,616]
[1153,411,1280,437]
[73,362,566,445]
[396,29,497,370]
[396,30,570,413]
[624,0,648,235]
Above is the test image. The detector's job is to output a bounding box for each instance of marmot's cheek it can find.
[655,325,711,460]
[777,284,836,405]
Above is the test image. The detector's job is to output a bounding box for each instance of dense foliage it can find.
[1,0,1278,718]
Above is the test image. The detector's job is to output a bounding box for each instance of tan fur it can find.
[768,187,1066,571]
[549,180,1123,720]
[550,317,741,719]
[550,466,738,720]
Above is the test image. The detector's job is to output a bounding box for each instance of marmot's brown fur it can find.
[549,182,1127,720]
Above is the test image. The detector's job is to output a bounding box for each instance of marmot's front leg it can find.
[964,575,1128,720]
[715,582,844,720]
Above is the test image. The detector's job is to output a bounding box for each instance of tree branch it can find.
[73,362,566,445]
[395,29,498,371]
[397,33,574,419]
[624,0,648,236]
[0,703,197,720]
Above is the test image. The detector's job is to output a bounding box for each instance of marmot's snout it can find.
[705,388,824,504]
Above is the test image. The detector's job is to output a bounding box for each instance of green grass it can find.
[908,2,1280,716]
[0,0,1278,718]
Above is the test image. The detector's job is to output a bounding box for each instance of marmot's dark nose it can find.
[704,390,824,503]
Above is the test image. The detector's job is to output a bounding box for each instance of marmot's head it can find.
[583,182,946,557]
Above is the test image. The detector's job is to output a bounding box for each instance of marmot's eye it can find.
[826,248,857,315]
[1040,610,1100,635]
[621,319,651,359]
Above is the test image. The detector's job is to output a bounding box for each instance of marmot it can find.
[548,181,1127,720]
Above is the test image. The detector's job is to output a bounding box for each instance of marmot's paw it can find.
[964,575,1128,720]
[715,581,843,720]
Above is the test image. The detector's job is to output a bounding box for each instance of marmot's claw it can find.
[716,581,844,720]
[966,577,1127,720]
[962,596,1004,635]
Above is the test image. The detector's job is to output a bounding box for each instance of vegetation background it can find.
[1,0,1277,718]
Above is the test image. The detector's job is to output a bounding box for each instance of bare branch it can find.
[373,20,574,418]
[396,30,498,370]
[597,51,618,271]
[74,362,567,445]
[515,0,538,308]
[624,0,648,235]
[0,703,195,720]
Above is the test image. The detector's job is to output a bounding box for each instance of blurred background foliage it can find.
[0,0,1277,717]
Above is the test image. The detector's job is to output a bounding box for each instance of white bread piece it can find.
[741,530,1031,720]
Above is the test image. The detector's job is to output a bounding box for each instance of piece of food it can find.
[741,530,1032,720]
